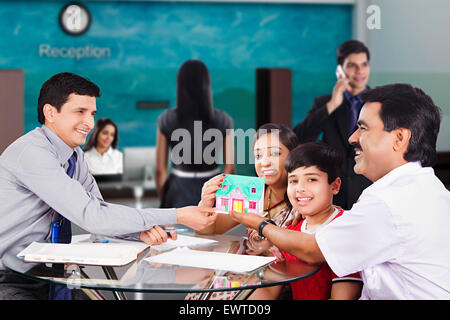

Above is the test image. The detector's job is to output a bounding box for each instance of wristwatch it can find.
[257,219,276,240]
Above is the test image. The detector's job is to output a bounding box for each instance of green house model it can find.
[215,174,265,215]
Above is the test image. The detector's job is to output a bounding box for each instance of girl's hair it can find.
[83,118,119,152]
[285,142,344,183]
[253,123,300,152]
[175,59,214,129]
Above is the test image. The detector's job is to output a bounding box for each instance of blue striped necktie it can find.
[348,96,361,136]
[58,152,76,243]
[48,151,77,300]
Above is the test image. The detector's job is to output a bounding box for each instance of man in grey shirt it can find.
[0,72,217,299]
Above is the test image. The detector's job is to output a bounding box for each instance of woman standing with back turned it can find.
[156,60,235,208]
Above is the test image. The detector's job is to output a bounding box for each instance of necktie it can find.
[348,96,360,136]
[48,151,77,300]
[58,152,76,243]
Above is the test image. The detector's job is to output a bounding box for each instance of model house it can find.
[215,174,265,215]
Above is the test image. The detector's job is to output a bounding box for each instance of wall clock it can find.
[59,2,91,36]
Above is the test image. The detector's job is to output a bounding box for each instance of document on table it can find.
[17,241,148,267]
[151,234,218,251]
[145,247,276,273]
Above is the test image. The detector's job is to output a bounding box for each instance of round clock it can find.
[59,2,91,36]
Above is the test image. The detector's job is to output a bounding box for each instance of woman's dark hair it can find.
[175,60,214,129]
[37,72,100,124]
[83,118,119,152]
[336,40,370,66]
[253,123,300,152]
[285,142,344,184]
[361,83,441,167]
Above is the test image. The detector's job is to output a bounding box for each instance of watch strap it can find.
[257,219,276,239]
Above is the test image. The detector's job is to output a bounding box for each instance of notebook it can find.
[17,241,149,267]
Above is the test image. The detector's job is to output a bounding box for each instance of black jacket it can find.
[293,93,372,210]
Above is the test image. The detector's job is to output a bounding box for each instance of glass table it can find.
[6,233,321,300]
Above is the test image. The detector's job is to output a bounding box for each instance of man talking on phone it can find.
[293,40,372,210]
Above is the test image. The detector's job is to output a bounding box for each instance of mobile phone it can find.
[336,65,346,79]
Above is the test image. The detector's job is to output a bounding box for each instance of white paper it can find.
[151,234,217,251]
[71,234,92,244]
[145,247,276,273]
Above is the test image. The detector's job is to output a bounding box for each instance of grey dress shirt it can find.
[0,125,177,272]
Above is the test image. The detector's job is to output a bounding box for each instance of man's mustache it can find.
[350,142,362,151]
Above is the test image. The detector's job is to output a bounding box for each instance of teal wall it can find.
[0,1,352,172]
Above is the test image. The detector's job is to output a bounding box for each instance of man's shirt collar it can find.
[41,125,76,165]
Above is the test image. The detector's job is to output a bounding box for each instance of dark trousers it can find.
[0,265,90,300]
[160,174,213,208]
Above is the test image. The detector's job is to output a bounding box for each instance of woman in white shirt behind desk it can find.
[83,118,123,174]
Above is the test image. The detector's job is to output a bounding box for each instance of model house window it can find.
[222,198,229,206]
[250,187,256,193]
[249,201,256,209]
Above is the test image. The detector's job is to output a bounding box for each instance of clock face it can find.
[59,3,91,36]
